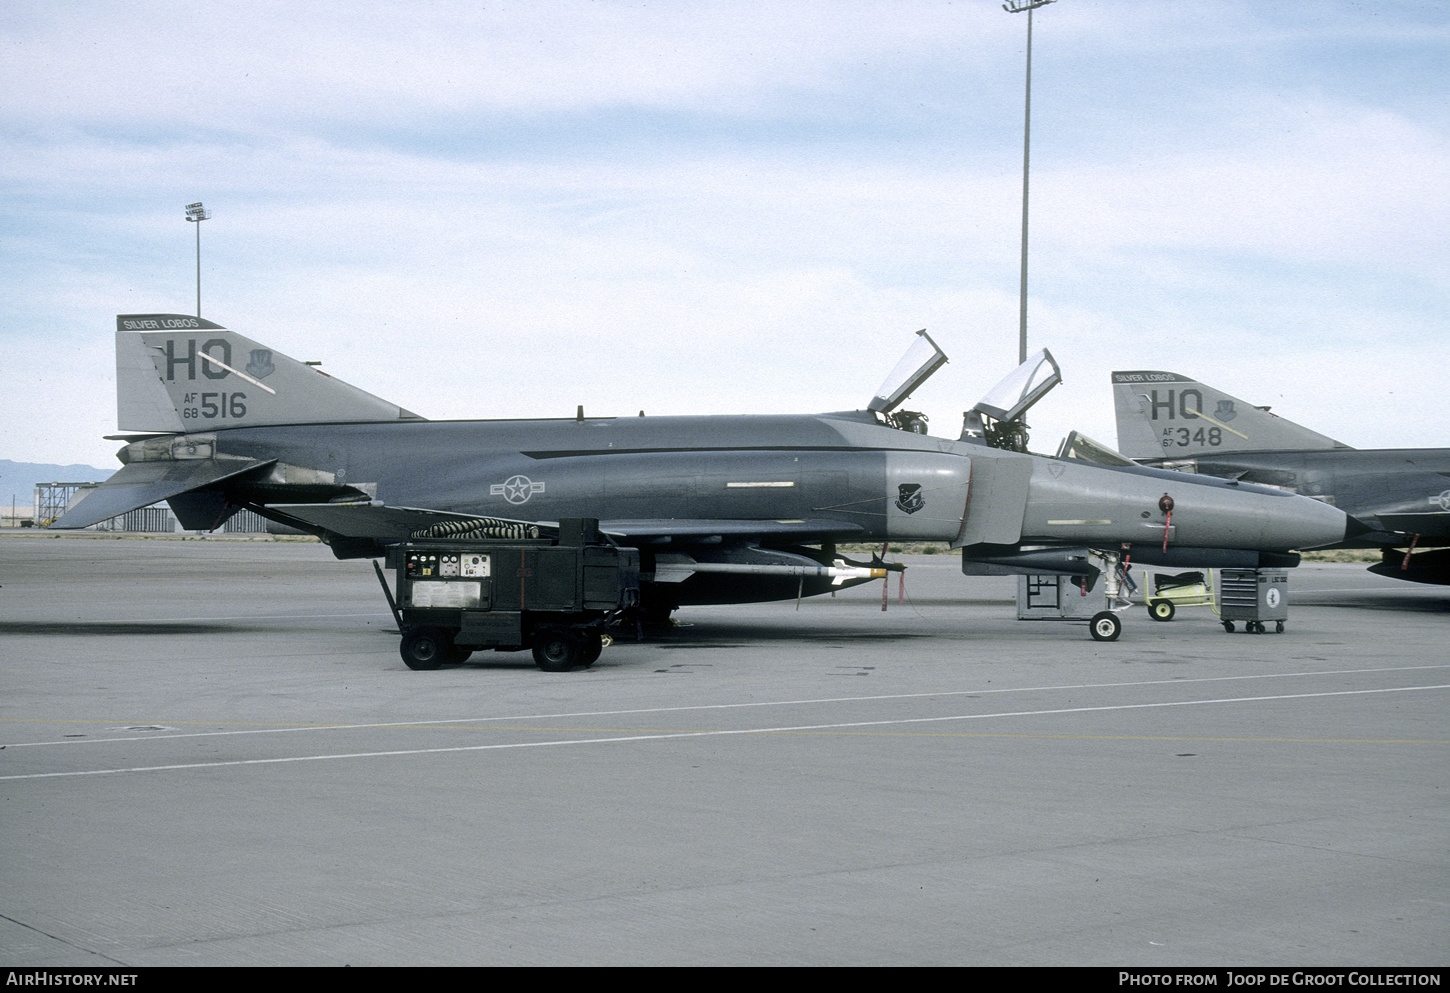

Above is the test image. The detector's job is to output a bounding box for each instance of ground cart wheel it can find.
[400,627,448,670]
[1222,621,1235,633]
[532,627,584,671]
[1148,599,1176,622]
[1089,611,1122,642]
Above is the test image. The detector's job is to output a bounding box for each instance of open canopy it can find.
[971,348,1061,423]
[868,329,948,414]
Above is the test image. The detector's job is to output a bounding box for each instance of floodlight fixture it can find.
[184,202,211,317]
[1003,0,1055,364]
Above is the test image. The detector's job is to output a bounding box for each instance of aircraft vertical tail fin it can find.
[115,314,422,433]
[1112,371,1349,460]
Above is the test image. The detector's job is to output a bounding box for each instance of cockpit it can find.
[869,331,1136,466]
[867,329,948,435]
[960,348,1061,453]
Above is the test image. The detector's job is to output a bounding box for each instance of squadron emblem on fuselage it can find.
[895,483,925,515]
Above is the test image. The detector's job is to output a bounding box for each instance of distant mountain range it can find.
[1,459,115,511]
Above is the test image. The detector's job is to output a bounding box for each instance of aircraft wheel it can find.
[1148,599,1176,622]
[532,627,584,671]
[579,632,603,667]
[400,627,447,670]
[1089,611,1122,642]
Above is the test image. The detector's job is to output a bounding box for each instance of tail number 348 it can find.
[1162,427,1222,448]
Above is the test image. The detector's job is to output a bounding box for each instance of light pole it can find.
[1003,0,1054,365]
[184,202,211,318]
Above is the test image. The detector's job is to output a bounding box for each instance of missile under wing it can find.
[1112,370,1450,585]
[54,315,1354,617]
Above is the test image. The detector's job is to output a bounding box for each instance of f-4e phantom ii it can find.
[1113,370,1450,585]
[54,315,1356,621]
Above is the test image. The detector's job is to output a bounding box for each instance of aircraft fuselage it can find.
[149,409,1352,559]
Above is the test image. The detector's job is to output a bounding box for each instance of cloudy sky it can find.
[3,0,1447,470]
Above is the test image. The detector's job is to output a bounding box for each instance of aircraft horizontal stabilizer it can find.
[51,458,275,529]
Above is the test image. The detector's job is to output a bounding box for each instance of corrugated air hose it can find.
[410,518,545,541]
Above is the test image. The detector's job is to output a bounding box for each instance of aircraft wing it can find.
[271,502,865,544]
[51,458,276,529]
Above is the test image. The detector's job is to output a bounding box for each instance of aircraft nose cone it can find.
[1299,498,1351,545]
[1288,497,1354,551]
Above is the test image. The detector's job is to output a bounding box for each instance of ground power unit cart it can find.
[379,518,641,671]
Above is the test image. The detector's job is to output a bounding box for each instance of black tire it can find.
[532,627,584,671]
[1148,599,1176,622]
[579,632,603,667]
[446,644,473,664]
[400,627,447,670]
[1222,621,1235,633]
[1089,611,1122,642]
[1275,621,1285,634]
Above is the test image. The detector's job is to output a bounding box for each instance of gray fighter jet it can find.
[1113,370,1450,584]
[53,316,1354,620]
